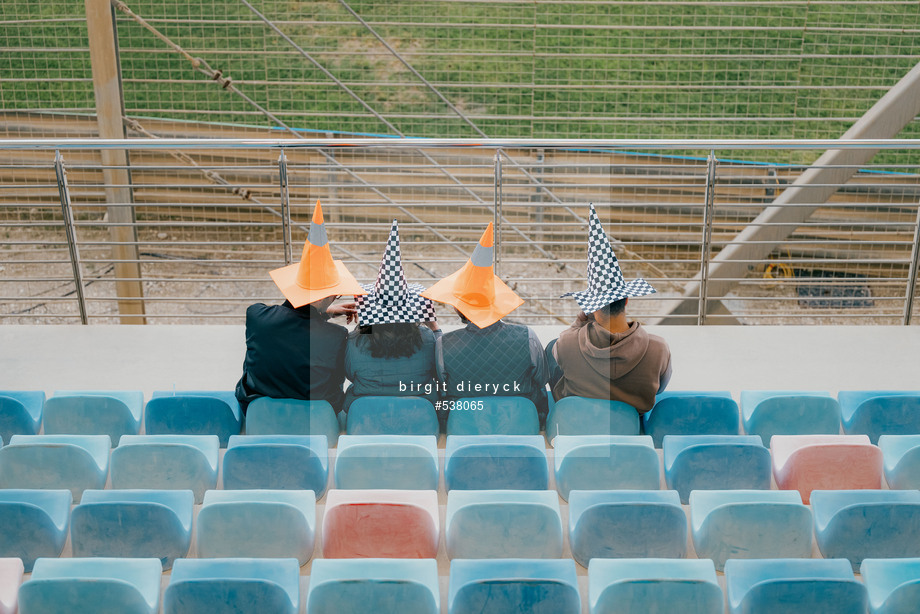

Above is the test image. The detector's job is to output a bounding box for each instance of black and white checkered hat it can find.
[355,220,437,326]
[561,204,656,314]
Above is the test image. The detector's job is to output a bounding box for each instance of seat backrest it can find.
[448,559,580,614]
[222,435,328,494]
[589,558,722,614]
[308,559,439,614]
[642,391,740,447]
[0,435,111,501]
[334,435,438,490]
[245,397,339,445]
[0,391,44,440]
[446,396,539,436]
[861,558,920,614]
[146,391,241,446]
[346,396,439,437]
[544,396,639,441]
[165,558,300,614]
[554,435,660,500]
[111,435,219,503]
[445,435,548,491]
[838,392,920,444]
[740,391,840,444]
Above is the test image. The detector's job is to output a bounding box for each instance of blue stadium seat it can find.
[446,489,563,559]
[43,390,143,444]
[642,391,740,447]
[164,558,300,614]
[446,396,540,436]
[196,489,316,565]
[568,490,687,566]
[221,435,328,496]
[145,391,241,447]
[588,558,723,614]
[724,558,868,614]
[0,435,110,501]
[111,435,219,503]
[0,490,71,572]
[308,558,439,614]
[449,559,580,614]
[838,391,920,444]
[346,396,439,437]
[334,435,438,490]
[445,435,548,490]
[878,435,920,490]
[70,489,194,570]
[19,557,162,614]
[553,435,659,501]
[690,490,813,571]
[544,396,640,442]
[0,391,44,441]
[740,391,841,444]
[861,558,920,614]
[0,557,23,614]
[811,489,920,568]
[244,397,339,445]
[663,435,771,503]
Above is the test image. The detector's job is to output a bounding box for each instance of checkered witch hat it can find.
[561,204,656,314]
[355,220,437,326]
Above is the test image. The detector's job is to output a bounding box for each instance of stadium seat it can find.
[196,490,315,565]
[0,558,23,614]
[588,558,723,614]
[740,391,841,444]
[322,489,439,559]
[308,558,439,614]
[164,558,300,614]
[43,390,143,444]
[0,490,71,572]
[334,435,438,490]
[811,489,920,568]
[689,490,813,571]
[553,435,659,501]
[878,435,920,490]
[145,391,241,447]
[771,434,883,503]
[110,435,219,503]
[861,558,920,614]
[221,435,328,496]
[838,391,920,443]
[663,435,771,503]
[544,396,640,443]
[448,558,580,614]
[445,435,548,491]
[244,397,339,445]
[70,489,194,570]
[446,396,540,436]
[724,558,868,614]
[0,391,44,441]
[568,490,687,567]
[445,489,563,559]
[346,396,439,437]
[642,391,740,447]
[19,557,162,614]
[0,435,111,501]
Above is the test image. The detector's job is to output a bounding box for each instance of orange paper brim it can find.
[421,270,523,328]
[270,259,367,308]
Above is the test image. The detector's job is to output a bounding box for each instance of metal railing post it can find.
[278,151,293,265]
[698,150,718,325]
[494,149,503,276]
[54,151,88,325]
[904,202,920,325]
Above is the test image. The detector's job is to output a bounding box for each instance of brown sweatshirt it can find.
[552,319,672,414]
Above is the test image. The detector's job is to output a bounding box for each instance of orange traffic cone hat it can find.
[269,200,366,307]
[420,223,523,328]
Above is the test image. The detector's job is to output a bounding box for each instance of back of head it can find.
[356,322,423,358]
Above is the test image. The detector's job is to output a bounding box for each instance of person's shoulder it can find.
[638,324,670,353]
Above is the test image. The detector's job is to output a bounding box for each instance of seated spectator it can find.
[551,204,671,414]
[235,201,365,414]
[344,220,441,411]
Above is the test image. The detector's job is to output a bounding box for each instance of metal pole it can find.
[904,202,920,325]
[698,150,718,325]
[54,152,89,325]
[494,150,503,277]
[278,151,292,265]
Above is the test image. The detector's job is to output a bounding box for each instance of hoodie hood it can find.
[578,320,649,379]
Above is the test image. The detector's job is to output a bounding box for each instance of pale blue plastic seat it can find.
[308,558,439,614]
[70,489,194,570]
[663,435,771,503]
[568,490,687,567]
[445,435,548,490]
[724,558,868,614]
[145,391,241,447]
[861,558,920,614]
[0,490,71,572]
[0,435,111,501]
[244,397,339,445]
[111,435,219,503]
[553,435,659,501]
[446,489,563,559]
[222,435,328,496]
[0,391,44,441]
[838,391,920,444]
[43,390,143,444]
[544,396,640,442]
[741,391,841,444]
[811,489,920,568]
[19,557,162,614]
[690,490,813,571]
[588,558,723,614]
[196,489,316,565]
[446,396,540,436]
[164,558,300,614]
[346,396,439,437]
[878,435,920,490]
[334,435,438,490]
[643,391,740,447]
[449,558,580,614]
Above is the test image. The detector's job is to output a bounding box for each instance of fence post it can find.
[698,150,718,325]
[904,202,920,325]
[55,152,89,325]
[493,149,503,276]
[278,151,293,265]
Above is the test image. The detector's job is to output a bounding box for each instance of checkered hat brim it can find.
[562,278,657,314]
